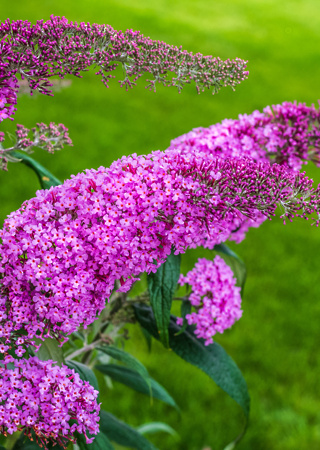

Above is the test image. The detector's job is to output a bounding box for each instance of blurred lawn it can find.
[1,1,320,449]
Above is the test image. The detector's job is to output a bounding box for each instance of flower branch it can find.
[0,16,249,122]
[1,148,320,359]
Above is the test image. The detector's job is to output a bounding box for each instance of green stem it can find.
[66,339,103,361]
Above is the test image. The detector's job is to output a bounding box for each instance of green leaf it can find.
[222,422,249,450]
[34,337,64,365]
[95,364,179,410]
[12,431,65,450]
[72,331,85,341]
[223,442,237,450]
[19,445,44,450]
[65,360,100,397]
[136,422,178,437]
[76,431,114,450]
[18,444,64,450]
[90,314,104,342]
[134,304,250,419]
[147,250,181,347]
[100,410,157,450]
[10,431,25,449]
[141,326,152,352]
[10,150,62,189]
[175,300,192,336]
[214,243,246,292]
[3,152,23,163]
[97,346,150,389]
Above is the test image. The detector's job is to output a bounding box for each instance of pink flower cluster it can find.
[0,16,249,122]
[169,101,320,242]
[177,256,242,345]
[1,149,319,352]
[0,356,99,446]
[169,101,320,172]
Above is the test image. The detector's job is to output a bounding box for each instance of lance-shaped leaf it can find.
[214,243,246,292]
[133,304,250,420]
[95,364,179,410]
[16,443,64,450]
[12,431,65,450]
[97,345,151,389]
[34,337,64,365]
[10,150,62,189]
[175,299,192,336]
[100,410,157,450]
[136,422,178,437]
[140,326,152,352]
[147,251,181,347]
[76,431,114,450]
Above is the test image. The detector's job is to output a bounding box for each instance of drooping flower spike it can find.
[0,15,249,122]
[177,256,242,345]
[0,356,100,447]
[169,101,320,172]
[1,149,319,352]
[169,101,320,242]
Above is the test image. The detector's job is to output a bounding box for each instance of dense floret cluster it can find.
[0,15,249,122]
[1,149,319,351]
[177,256,242,345]
[0,357,100,447]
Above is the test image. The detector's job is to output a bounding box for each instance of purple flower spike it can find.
[1,150,319,349]
[0,16,249,122]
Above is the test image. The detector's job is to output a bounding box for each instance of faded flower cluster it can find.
[0,15,249,123]
[177,256,242,345]
[0,357,100,445]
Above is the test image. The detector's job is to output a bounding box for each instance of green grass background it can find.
[1,1,320,449]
